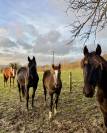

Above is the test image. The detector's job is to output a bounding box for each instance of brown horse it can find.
[3,67,16,87]
[43,64,62,120]
[17,67,28,102]
[17,56,39,109]
[81,44,107,132]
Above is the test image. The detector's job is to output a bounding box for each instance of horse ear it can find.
[52,64,54,69]
[83,46,89,56]
[59,64,61,69]
[96,44,102,56]
[28,56,31,62]
[33,56,35,61]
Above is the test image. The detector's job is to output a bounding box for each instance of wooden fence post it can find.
[70,72,72,93]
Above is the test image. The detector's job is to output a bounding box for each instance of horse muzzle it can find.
[84,92,94,98]
[83,86,95,98]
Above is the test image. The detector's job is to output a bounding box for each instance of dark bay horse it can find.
[17,56,39,109]
[81,44,107,132]
[43,64,62,120]
[3,67,16,87]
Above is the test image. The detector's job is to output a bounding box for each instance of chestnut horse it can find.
[3,67,16,87]
[17,56,39,109]
[43,64,62,120]
[81,44,107,132]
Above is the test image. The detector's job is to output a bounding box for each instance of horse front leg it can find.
[32,87,36,108]
[10,77,11,88]
[49,94,53,120]
[100,106,107,133]
[103,112,107,133]
[4,81,5,87]
[4,77,5,87]
[13,77,14,87]
[17,81,22,102]
[54,93,60,116]
[26,87,29,110]
[43,84,47,106]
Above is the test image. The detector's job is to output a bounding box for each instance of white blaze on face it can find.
[54,70,58,86]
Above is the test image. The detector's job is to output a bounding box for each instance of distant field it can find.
[0,68,104,133]
[37,61,81,72]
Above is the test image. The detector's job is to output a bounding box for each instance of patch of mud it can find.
[0,82,105,133]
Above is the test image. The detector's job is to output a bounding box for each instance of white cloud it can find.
[0,37,17,48]
[0,27,9,37]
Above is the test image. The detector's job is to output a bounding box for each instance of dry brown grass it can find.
[37,61,81,72]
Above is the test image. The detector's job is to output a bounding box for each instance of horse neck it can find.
[58,72,61,79]
[28,66,37,77]
[97,63,107,94]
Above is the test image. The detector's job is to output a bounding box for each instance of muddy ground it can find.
[0,80,105,133]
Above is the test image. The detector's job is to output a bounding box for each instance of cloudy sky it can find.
[0,0,107,66]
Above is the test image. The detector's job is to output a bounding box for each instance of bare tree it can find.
[66,0,107,43]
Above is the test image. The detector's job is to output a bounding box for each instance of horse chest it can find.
[45,80,54,90]
[97,89,107,112]
[28,77,38,86]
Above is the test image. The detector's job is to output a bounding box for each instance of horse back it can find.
[43,70,53,85]
[43,69,51,79]
[17,67,28,86]
[3,67,12,78]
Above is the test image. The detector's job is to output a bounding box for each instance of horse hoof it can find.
[49,111,52,120]
[26,106,29,111]
[100,123,103,128]
[44,102,47,107]
[54,108,57,116]
[20,98,22,102]
[32,105,35,109]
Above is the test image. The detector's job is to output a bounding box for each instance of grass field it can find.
[0,68,104,133]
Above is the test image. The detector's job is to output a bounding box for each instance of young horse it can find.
[17,67,28,101]
[17,56,39,109]
[81,44,107,131]
[3,66,16,87]
[43,64,62,120]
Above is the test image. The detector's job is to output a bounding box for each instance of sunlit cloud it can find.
[0,0,106,65]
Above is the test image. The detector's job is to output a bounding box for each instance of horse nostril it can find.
[85,93,90,97]
[85,93,93,98]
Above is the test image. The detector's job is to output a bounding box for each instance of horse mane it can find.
[28,60,37,72]
[92,52,107,69]
[17,67,28,74]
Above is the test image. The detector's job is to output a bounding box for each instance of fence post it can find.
[70,72,72,93]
